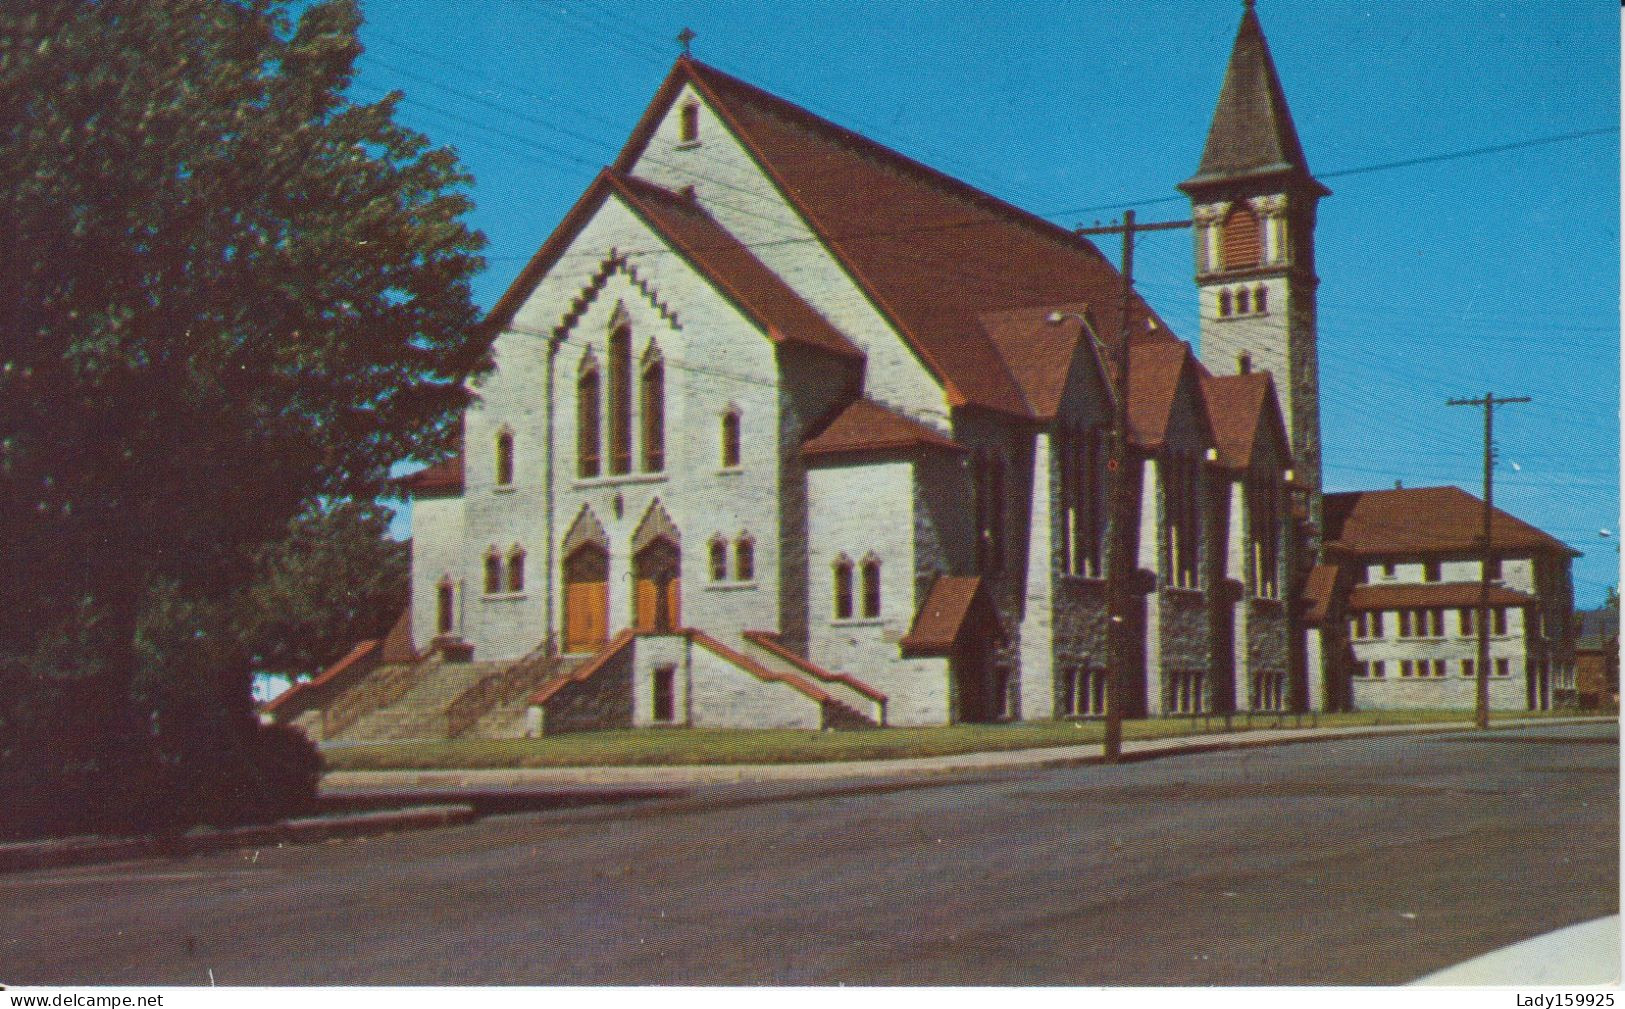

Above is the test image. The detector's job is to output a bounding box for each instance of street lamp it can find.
[1047,307,1132,762]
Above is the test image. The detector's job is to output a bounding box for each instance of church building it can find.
[267,4,1576,741]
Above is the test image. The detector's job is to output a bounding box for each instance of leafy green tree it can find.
[0,0,487,835]
[239,500,410,686]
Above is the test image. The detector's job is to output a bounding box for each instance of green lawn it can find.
[321,708,1592,771]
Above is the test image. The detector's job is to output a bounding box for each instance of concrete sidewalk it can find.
[323,714,1615,792]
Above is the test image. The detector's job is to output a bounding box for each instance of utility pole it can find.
[1446,392,1530,729]
[1077,210,1191,761]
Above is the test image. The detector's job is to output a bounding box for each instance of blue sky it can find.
[353,0,1620,608]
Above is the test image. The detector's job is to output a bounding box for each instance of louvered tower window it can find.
[1222,204,1263,270]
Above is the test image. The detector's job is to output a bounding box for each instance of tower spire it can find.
[1180,2,1327,196]
[1180,2,1328,543]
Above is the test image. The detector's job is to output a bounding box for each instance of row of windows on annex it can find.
[1355,559,1505,584]
[1354,658,1517,679]
[831,554,882,621]
[427,548,529,635]
[1349,607,1512,640]
[708,534,755,583]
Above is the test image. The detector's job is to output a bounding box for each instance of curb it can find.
[0,803,475,876]
[322,715,1618,791]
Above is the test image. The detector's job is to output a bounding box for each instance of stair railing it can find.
[444,638,561,738]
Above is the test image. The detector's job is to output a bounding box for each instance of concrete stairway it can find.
[331,659,508,743]
[457,655,586,739]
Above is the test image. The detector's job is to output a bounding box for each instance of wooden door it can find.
[563,544,609,652]
[633,537,681,632]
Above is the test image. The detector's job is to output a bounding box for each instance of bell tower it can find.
[1179,0,1329,536]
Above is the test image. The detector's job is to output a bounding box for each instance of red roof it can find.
[608,173,862,360]
[1324,486,1578,558]
[1201,370,1288,469]
[1126,341,1205,450]
[802,398,963,459]
[616,57,1178,419]
[900,576,984,655]
[976,304,1091,420]
[403,456,464,495]
[1346,582,1538,611]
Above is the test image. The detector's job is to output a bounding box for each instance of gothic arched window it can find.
[506,547,526,593]
[1218,289,1233,318]
[709,537,728,582]
[721,408,742,469]
[608,323,632,474]
[483,549,502,595]
[577,362,601,478]
[860,556,881,618]
[1254,285,1268,314]
[679,102,699,143]
[735,535,755,582]
[641,350,665,473]
[833,555,854,619]
[1236,287,1251,315]
[436,579,455,634]
[495,430,514,487]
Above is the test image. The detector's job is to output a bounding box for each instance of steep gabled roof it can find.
[1126,340,1208,450]
[1324,486,1580,558]
[802,397,963,460]
[616,57,1178,418]
[1180,3,1329,196]
[1201,370,1290,469]
[483,170,860,361]
[977,303,1093,421]
[609,173,862,360]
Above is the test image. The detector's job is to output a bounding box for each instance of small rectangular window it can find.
[1495,658,1510,677]
[1432,659,1447,678]
[861,559,881,618]
[1429,609,1444,637]
[1486,558,1503,581]
[653,666,676,722]
[1423,561,1441,582]
[1382,562,1397,578]
[1371,660,1386,679]
[1462,659,1476,678]
[1459,608,1475,636]
[1493,608,1508,635]
[1354,662,1370,679]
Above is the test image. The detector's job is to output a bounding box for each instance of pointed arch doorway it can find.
[561,507,611,654]
[631,500,681,632]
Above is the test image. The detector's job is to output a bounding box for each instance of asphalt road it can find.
[2,721,1616,986]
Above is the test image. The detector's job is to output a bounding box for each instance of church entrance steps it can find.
[329,658,509,744]
[740,630,887,727]
[448,650,586,739]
